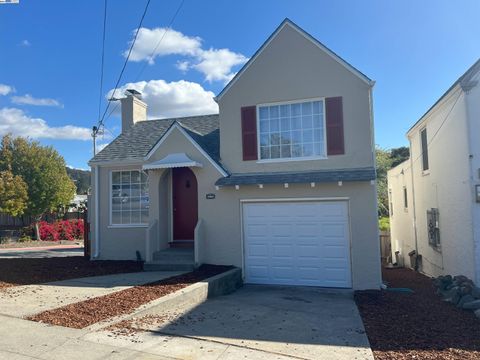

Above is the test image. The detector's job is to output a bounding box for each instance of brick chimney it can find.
[120,89,147,132]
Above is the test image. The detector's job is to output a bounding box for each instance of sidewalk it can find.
[0,271,183,318]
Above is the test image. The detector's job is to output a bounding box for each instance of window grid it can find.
[258,100,325,160]
[111,170,149,225]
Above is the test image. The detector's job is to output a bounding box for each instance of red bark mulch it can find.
[355,268,480,360]
[28,265,232,329]
[0,257,143,290]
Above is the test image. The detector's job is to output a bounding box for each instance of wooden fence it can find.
[0,211,85,230]
[380,231,392,265]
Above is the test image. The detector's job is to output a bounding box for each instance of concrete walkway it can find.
[0,246,83,258]
[0,271,183,318]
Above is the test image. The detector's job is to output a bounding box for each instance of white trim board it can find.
[144,122,228,177]
[215,18,374,102]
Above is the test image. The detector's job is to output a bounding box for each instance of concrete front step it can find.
[143,262,195,272]
[152,248,194,262]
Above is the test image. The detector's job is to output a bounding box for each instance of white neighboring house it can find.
[388,59,480,282]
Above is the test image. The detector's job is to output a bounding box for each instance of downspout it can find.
[408,137,419,271]
[93,165,100,258]
[368,82,382,287]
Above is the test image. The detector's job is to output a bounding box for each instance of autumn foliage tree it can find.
[0,134,76,239]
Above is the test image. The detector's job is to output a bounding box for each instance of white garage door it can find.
[243,201,351,288]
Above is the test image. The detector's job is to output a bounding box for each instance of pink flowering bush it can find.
[38,219,84,241]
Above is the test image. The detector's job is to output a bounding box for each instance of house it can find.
[88,19,381,290]
[388,59,480,282]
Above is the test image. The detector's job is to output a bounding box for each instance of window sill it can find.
[256,156,328,164]
[422,170,430,176]
[108,224,148,229]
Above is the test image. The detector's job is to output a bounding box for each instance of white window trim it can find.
[109,169,149,228]
[420,127,430,175]
[255,97,328,163]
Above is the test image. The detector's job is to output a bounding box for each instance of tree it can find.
[0,170,28,216]
[391,146,410,167]
[376,147,393,217]
[0,135,76,239]
[66,167,91,194]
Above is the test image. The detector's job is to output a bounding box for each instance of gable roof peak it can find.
[215,18,374,102]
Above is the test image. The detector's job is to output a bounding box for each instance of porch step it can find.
[143,262,195,272]
[169,240,194,249]
[144,248,195,272]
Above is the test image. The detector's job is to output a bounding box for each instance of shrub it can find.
[379,216,390,232]
[38,219,84,241]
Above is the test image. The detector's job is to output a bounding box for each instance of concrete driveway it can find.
[88,285,374,360]
[0,245,83,258]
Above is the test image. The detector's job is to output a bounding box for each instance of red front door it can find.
[172,167,198,241]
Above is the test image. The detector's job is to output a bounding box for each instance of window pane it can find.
[270,133,280,145]
[131,171,140,183]
[260,146,270,159]
[140,171,148,183]
[280,118,290,132]
[112,172,121,184]
[291,103,301,116]
[302,102,312,115]
[140,183,148,196]
[281,145,291,158]
[270,146,280,159]
[313,128,323,142]
[302,143,313,157]
[260,134,270,146]
[313,114,322,128]
[259,107,269,120]
[269,105,279,118]
[131,184,140,197]
[112,185,121,197]
[131,211,141,224]
[313,142,323,156]
[130,197,141,210]
[112,211,121,224]
[302,115,313,129]
[260,119,269,133]
[280,132,291,145]
[291,117,301,130]
[141,196,149,210]
[291,130,302,144]
[121,211,130,224]
[270,118,279,132]
[280,104,290,117]
[121,196,131,211]
[112,198,122,212]
[292,145,302,157]
[121,171,130,184]
[302,129,313,143]
[312,101,322,114]
[121,185,131,198]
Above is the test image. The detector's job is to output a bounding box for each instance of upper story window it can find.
[111,170,149,225]
[420,128,429,171]
[403,186,408,209]
[258,99,326,160]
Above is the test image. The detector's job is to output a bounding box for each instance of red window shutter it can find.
[241,106,258,161]
[325,96,345,155]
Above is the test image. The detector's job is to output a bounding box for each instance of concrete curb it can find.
[87,267,243,332]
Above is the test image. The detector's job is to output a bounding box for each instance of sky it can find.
[0,0,479,169]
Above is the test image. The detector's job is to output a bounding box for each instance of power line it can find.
[96,0,152,132]
[100,0,186,127]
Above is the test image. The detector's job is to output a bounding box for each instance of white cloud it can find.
[96,142,109,152]
[127,27,201,65]
[125,27,247,83]
[0,84,14,96]
[18,40,31,47]
[193,48,247,83]
[108,79,218,119]
[0,107,91,140]
[11,94,63,107]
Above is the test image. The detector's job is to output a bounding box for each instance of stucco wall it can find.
[387,161,415,266]
[405,87,475,278]
[465,72,480,283]
[217,24,374,174]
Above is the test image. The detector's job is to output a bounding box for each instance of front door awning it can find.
[143,153,203,170]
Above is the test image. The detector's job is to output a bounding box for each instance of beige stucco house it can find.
[388,59,480,282]
[89,19,381,290]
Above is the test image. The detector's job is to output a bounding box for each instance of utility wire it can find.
[101,0,186,126]
[96,0,152,133]
[97,0,108,123]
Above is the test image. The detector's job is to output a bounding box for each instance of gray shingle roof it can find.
[89,114,220,164]
[215,167,376,186]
